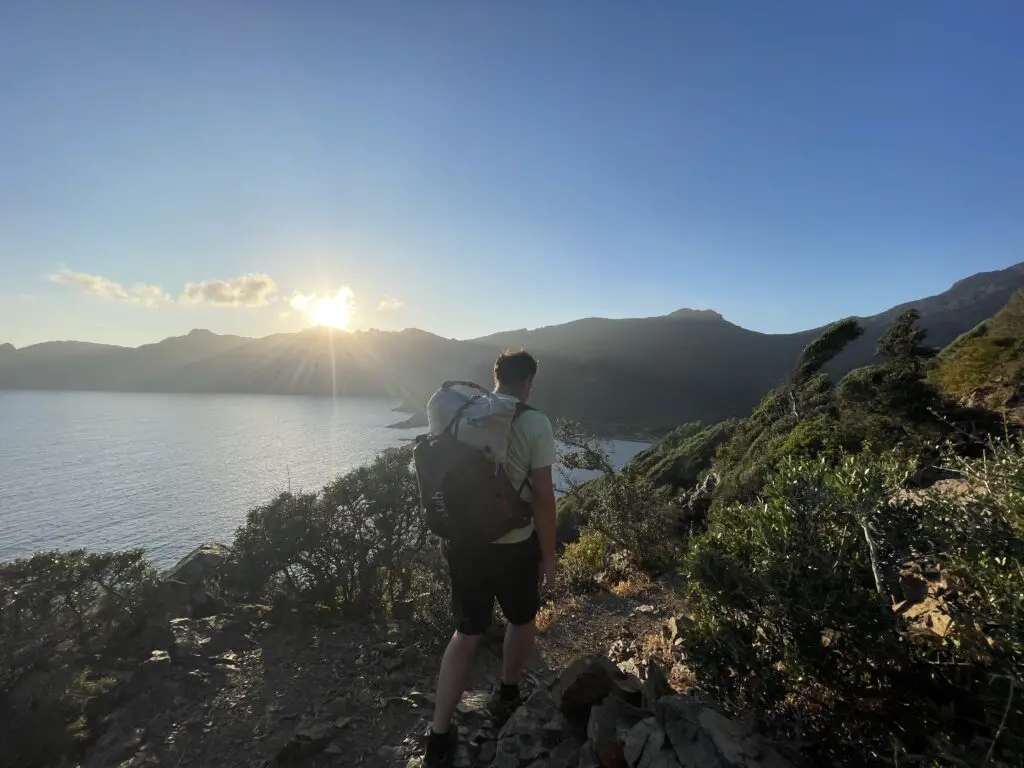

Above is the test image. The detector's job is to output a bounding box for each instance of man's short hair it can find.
[494,349,538,387]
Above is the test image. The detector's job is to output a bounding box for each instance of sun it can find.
[292,288,354,330]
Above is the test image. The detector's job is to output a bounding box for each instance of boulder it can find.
[558,656,644,723]
[560,655,794,768]
[165,542,232,585]
[160,543,231,618]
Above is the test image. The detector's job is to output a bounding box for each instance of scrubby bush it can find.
[629,420,738,491]
[0,549,160,767]
[557,528,608,594]
[682,445,1024,766]
[557,420,682,573]
[230,446,431,616]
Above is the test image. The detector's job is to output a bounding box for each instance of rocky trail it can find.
[82,549,792,768]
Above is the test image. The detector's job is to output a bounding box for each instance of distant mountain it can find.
[4,262,1024,432]
[825,262,1024,371]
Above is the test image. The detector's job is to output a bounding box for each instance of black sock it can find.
[426,729,452,759]
[500,682,520,702]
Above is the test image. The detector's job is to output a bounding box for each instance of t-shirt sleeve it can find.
[529,413,558,470]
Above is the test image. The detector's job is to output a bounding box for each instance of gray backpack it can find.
[413,392,534,545]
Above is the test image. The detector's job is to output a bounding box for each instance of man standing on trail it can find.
[422,350,558,767]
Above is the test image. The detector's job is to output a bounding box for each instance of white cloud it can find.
[378,296,404,311]
[48,269,172,307]
[180,273,278,307]
[129,284,174,308]
[288,292,314,311]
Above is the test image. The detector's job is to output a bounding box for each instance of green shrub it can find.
[557,421,682,573]
[557,529,608,594]
[0,549,159,767]
[230,446,430,615]
[682,446,1024,765]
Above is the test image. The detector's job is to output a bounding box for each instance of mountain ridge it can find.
[4,262,1024,431]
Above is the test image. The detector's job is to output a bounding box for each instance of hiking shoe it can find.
[422,728,458,768]
[485,686,522,726]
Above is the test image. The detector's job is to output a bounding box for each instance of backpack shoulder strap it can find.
[510,401,537,495]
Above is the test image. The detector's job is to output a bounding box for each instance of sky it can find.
[0,1,1021,348]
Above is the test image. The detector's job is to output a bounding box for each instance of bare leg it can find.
[501,620,537,685]
[431,630,482,733]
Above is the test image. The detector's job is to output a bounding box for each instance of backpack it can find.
[413,381,535,545]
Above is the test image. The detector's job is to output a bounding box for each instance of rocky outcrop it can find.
[563,655,792,768]
[388,654,793,768]
[160,542,232,619]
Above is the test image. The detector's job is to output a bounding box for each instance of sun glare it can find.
[291,288,354,330]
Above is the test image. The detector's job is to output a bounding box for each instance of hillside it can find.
[3,262,1024,432]
[932,289,1024,413]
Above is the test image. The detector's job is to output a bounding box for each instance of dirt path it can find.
[87,579,691,768]
[535,576,692,687]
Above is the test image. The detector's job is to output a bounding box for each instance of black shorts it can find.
[447,532,541,636]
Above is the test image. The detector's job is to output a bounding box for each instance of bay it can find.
[0,391,649,567]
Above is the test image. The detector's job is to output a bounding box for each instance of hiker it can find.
[422,350,558,766]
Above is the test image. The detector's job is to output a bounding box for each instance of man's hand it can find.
[539,556,556,592]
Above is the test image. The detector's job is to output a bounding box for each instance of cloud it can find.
[288,292,314,311]
[378,296,405,311]
[180,273,278,307]
[130,284,174,307]
[48,269,172,307]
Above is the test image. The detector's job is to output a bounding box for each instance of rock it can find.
[547,738,582,768]
[614,672,644,709]
[636,604,657,615]
[165,542,232,585]
[495,689,558,764]
[452,740,473,768]
[541,711,569,747]
[478,739,497,763]
[624,718,664,767]
[578,741,601,768]
[641,663,673,709]
[618,658,644,680]
[587,699,628,768]
[656,696,713,766]
[293,718,336,743]
[492,736,523,768]
[586,696,650,768]
[558,656,638,723]
[161,542,230,618]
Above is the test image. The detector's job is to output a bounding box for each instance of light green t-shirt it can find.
[492,401,558,544]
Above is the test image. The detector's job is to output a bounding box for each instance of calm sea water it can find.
[0,391,649,567]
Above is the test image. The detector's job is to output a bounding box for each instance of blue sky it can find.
[0,1,1020,347]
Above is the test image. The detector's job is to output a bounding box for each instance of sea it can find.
[0,391,651,567]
